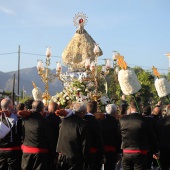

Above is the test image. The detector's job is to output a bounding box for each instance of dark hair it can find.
[24,99,34,110]
[143,105,151,116]
[130,97,142,109]
[17,103,25,111]
[120,105,127,115]
[87,100,97,114]
[48,102,59,113]
[32,101,44,113]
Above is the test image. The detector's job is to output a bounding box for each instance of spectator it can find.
[0,98,22,170]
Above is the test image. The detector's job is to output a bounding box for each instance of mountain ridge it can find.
[0,66,67,96]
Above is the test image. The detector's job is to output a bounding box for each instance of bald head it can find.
[48,102,59,113]
[1,98,13,111]
[152,107,161,116]
[122,94,126,100]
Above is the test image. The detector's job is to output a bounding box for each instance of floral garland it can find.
[51,81,89,108]
[51,80,111,109]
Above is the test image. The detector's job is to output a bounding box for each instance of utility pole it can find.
[12,73,15,106]
[23,86,25,99]
[18,45,20,103]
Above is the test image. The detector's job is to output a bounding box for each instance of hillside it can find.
[1,66,68,96]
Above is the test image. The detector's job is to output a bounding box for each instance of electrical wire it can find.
[20,52,61,58]
[0,51,168,71]
[0,52,17,55]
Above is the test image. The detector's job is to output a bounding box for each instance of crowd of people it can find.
[0,95,170,170]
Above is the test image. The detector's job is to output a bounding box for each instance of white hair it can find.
[72,102,87,113]
[105,104,117,114]
[165,104,170,116]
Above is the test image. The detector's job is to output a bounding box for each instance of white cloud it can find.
[0,6,15,15]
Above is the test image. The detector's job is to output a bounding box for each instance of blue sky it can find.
[0,0,170,73]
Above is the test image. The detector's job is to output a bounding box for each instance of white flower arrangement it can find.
[155,77,170,98]
[51,80,111,109]
[51,81,89,108]
[118,68,141,95]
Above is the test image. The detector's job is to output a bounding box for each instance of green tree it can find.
[107,68,121,103]
[133,66,158,106]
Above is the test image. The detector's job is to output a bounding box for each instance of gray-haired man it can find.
[99,103,121,170]
[0,98,22,170]
[57,102,88,170]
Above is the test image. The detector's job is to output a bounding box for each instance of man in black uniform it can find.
[47,102,61,170]
[0,98,22,170]
[84,100,105,170]
[156,104,170,170]
[21,101,55,170]
[101,104,121,170]
[57,102,88,170]
[119,98,157,170]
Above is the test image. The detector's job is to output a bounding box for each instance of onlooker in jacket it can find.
[0,98,22,170]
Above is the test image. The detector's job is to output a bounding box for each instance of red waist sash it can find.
[123,149,147,155]
[90,147,98,153]
[22,145,49,153]
[0,146,21,151]
[104,145,116,152]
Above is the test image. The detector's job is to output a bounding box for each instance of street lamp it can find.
[37,47,62,106]
[165,53,170,72]
[112,51,118,67]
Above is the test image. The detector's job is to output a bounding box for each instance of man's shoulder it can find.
[47,113,60,120]
[120,113,144,121]
[157,116,170,125]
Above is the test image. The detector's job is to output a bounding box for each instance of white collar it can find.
[86,113,94,116]
[130,111,139,114]
[65,110,74,118]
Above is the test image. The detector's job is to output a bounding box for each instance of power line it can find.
[0,51,168,71]
[20,52,61,58]
[128,63,168,71]
[0,52,17,55]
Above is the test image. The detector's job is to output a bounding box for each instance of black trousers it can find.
[122,153,147,170]
[57,154,84,170]
[21,153,49,170]
[0,150,22,170]
[104,152,117,170]
[147,150,158,169]
[84,152,102,170]
[160,148,170,170]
